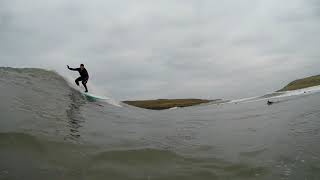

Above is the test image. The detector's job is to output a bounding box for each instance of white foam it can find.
[168,107,178,110]
[64,76,122,107]
[228,85,320,105]
[81,90,122,107]
[229,96,260,104]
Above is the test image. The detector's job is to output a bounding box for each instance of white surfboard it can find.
[82,92,110,100]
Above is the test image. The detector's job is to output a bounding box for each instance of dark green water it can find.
[0,67,320,180]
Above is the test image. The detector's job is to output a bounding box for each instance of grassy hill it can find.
[279,75,320,91]
[123,99,215,110]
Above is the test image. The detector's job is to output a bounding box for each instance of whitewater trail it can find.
[229,85,320,105]
[74,87,122,107]
[64,73,122,107]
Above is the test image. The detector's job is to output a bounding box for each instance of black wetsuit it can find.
[68,67,89,92]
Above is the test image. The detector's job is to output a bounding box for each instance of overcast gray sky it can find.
[1,0,320,100]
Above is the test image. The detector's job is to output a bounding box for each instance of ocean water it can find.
[0,67,320,180]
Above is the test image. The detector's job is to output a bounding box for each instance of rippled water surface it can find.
[0,67,320,180]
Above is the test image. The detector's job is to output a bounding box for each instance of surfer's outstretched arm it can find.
[67,65,78,71]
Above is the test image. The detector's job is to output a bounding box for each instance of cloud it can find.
[0,0,319,100]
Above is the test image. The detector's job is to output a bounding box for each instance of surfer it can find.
[67,64,89,92]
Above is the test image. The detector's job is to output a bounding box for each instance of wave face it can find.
[1,67,320,180]
[0,67,86,138]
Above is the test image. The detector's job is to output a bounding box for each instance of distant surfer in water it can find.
[67,64,89,92]
[267,100,274,105]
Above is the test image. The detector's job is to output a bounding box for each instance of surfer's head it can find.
[80,64,84,70]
